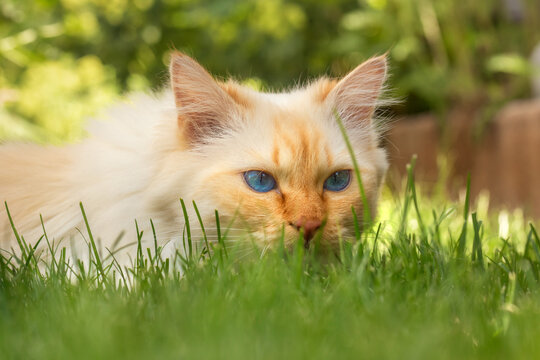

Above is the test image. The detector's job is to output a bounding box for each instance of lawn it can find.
[1,166,539,360]
[2,1,539,358]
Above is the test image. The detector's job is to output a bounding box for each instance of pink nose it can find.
[293,218,322,248]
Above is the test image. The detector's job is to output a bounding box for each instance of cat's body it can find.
[0,53,389,264]
[0,95,170,260]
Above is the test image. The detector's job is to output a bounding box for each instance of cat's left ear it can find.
[326,55,387,125]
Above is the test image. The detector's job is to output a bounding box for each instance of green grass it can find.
[1,173,540,360]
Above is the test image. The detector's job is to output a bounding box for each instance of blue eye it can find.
[324,170,351,192]
[243,170,277,193]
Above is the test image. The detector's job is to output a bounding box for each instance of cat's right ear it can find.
[169,52,237,145]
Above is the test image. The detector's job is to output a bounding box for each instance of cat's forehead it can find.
[232,96,352,177]
[270,112,337,176]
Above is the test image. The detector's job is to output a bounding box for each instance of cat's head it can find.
[164,52,388,251]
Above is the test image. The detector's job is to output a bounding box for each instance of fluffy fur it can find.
[0,52,389,263]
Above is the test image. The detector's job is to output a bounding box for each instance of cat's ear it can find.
[169,52,237,144]
[327,55,387,125]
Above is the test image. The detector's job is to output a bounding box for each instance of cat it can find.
[0,52,389,264]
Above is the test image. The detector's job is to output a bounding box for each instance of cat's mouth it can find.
[254,220,350,252]
[228,213,354,253]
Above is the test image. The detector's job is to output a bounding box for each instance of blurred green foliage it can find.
[1,0,539,142]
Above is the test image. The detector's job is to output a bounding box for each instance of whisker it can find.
[232,249,257,262]
[190,238,249,243]
[187,227,248,231]
[193,235,248,240]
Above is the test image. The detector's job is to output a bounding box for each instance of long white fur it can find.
[0,55,389,266]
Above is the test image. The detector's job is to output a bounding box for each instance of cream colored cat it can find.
[0,52,388,263]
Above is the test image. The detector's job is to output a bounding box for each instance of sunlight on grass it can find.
[1,172,540,359]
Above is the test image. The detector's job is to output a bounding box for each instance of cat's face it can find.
[167,52,388,251]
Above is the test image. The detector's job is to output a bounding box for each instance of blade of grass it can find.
[351,206,361,240]
[398,156,417,236]
[192,201,211,261]
[135,220,145,270]
[79,202,104,278]
[334,110,372,226]
[457,173,471,257]
[21,235,43,274]
[408,157,427,240]
[4,202,29,261]
[471,212,484,268]
[215,209,227,259]
[40,214,60,272]
[150,219,162,265]
[179,198,192,259]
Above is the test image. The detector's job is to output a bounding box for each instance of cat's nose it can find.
[292,218,322,248]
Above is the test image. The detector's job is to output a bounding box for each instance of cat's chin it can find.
[260,236,349,266]
[246,228,355,256]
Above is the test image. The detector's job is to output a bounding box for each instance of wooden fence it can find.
[385,99,540,218]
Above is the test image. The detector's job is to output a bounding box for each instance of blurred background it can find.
[1,0,539,216]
